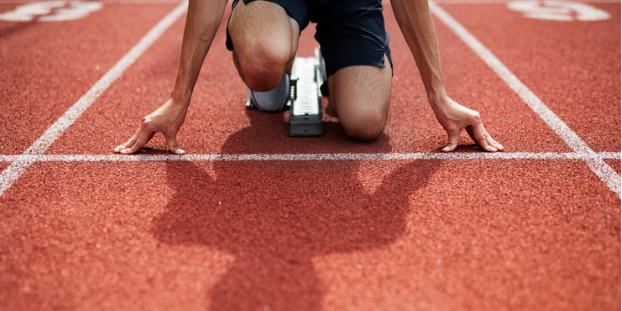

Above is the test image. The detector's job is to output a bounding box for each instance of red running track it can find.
[0,0,620,310]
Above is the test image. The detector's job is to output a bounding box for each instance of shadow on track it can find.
[0,20,39,39]
[151,109,440,310]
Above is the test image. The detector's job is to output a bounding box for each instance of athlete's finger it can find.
[442,131,460,152]
[487,135,504,151]
[121,129,153,154]
[114,130,140,153]
[164,131,185,155]
[469,123,497,152]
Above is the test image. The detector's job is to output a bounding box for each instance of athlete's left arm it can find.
[390,0,503,152]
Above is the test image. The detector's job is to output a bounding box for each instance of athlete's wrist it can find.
[170,88,192,106]
[427,89,449,109]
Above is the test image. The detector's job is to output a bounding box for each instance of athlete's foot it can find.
[325,103,338,118]
[248,73,290,112]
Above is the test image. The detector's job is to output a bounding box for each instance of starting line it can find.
[0,152,619,162]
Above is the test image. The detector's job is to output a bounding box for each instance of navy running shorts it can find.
[226,0,392,78]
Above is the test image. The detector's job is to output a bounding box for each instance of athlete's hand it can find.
[114,98,188,155]
[431,97,503,152]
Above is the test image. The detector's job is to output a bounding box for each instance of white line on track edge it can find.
[0,1,188,197]
[429,1,621,198]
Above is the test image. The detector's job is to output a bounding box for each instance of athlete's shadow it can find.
[152,110,440,310]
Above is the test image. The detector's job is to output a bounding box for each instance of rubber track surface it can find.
[0,1,620,310]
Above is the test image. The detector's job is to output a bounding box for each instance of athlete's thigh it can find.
[328,55,392,128]
[228,0,299,64]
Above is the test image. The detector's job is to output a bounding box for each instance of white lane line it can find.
[429,1,621,198]
[0,1,187,197]
[0,152,619,162]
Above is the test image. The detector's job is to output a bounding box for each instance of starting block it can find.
[289,49,325,137]
[246,48,325,137]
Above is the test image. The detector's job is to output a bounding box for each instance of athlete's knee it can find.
[235,42,292,91]
[340,107,388,142]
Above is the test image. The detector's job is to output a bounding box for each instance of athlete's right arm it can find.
[114,0,229,155]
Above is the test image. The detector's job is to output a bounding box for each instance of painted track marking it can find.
[507,1,611,21]
[0,1,104,22]
[0,152,619,162]
[429,1,621,198]
[0,1,187,197]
